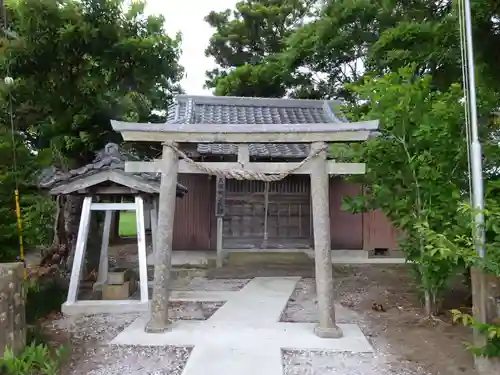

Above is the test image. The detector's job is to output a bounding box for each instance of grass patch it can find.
[119,211,137,237]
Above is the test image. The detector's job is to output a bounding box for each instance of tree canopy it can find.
[1,0,183,166]
[0,0,184,258]
[204,0,500,316]
[203,0,318,97]
[204,0,500,100]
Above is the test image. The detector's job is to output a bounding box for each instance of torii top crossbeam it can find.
[110,119,379,143]
[110,95,379,144]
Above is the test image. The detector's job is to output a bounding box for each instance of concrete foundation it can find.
[147,249,406,268]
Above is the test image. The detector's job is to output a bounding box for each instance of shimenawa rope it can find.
[163,142,328,182]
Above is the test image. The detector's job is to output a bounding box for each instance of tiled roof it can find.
[168,95,347,158]
[39,143,188,196]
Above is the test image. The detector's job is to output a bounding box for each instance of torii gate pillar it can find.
[146,143,179,333]
[310,142,342,338]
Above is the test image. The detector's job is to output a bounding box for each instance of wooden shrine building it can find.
[121,96,399,255]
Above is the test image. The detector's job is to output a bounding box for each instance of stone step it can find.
[226,251,313,266]
[145,266,208,281]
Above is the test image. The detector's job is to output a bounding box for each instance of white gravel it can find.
[68,345,191,375]
[282,350,431,375]
[50,300,224,374]
[53,313,141,345]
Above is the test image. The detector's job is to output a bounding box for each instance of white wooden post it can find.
[135,196,149,303]
[310,142,342,338]
[94,210,112,291]
[144,201,152,230]
[67,196,93,304]
[146,143,179,333]
[216,217,224,267]
[238,144,250,165]
[150,197,158,256]
[215,176,226,268]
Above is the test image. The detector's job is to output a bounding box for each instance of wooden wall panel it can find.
[362,210,399,251]
[171,175,399,252]
[173,174,214,250]
[329,178,363,249]
[223,177,312,249]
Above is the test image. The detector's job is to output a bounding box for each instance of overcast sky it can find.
[144,0,238,96]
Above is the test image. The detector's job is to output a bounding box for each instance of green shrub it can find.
[0,342,68,375]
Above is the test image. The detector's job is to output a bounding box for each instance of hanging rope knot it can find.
[163,142,329,182]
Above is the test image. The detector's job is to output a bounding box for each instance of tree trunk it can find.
[40,196,70,266]
[110,211,120,244]
[424,290,433,316]
[64,195,84,271]
[86,210,103,277]
[64,195,104,279]
[56,197,69,251]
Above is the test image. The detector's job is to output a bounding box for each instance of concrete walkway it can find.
[111,277,373,375]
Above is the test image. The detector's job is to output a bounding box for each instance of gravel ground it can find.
[45,301,224,374]
[44,265,476,375]
[282,350,430,375]
[66,346,192,375]
[280,278,360,324]
[280,278,432,375]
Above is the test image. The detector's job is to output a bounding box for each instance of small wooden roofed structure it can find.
[111,95,379,339]
[39,142,188,197]
[39,143,188,315]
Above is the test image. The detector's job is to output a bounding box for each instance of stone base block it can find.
[102,281,136,300]
[108,268,135,285]
[314,324,343,339]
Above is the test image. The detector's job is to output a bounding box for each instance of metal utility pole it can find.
[461,5,493,369]
[463,0,485,257]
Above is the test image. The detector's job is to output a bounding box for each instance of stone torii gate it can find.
[111,119,379,338]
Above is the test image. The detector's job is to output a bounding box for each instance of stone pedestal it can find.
[0,263,26,357]
[102,268,137,300]
[102,281,136,300]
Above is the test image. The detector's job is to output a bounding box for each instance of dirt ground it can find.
[37,244,477,374]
